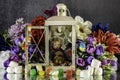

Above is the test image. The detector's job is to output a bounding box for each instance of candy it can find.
[50,70,59,76]
[58,68,64,77]
[80,70,90,77]
[39,71,45,76]
[76,69,81,75]
[6,67,14,73]
[94,76,102,80]
[94,68,103,76]
[36,65,43,71]
[15,66,23,73]
[30,68,37,76]
[9,61,18,67]
[88,66,94,75]
[66,69,72,78]
[15,74,23,80]
[46,68,52,76]
[91,59,101,68]
[7,74,15,80]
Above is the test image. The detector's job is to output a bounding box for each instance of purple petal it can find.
[11,46,20,54]
[87,56,94,65]
[76,58,85,66]
[87,36,96,44]
[86,44,95,54]
[95,45,104,56]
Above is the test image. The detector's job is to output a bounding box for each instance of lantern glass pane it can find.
[49,25,72,66]
[28,28,45,64]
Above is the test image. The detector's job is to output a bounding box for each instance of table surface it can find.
[0,68,120,80]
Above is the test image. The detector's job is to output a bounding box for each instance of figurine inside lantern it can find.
[45,3,76,68]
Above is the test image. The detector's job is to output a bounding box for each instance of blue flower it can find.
[92,23,109,32]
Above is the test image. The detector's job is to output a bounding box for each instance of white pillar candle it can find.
[9,61,18,67]
[7,74,15,80]
[15,74,23,80]
[94,68,103,76]
[15,66,23,73]
[91,59,101,68]
[6,67,15,73]
[80,70,90,78]
[88,66,94,75]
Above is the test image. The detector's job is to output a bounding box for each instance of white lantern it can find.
[45,3,76,70]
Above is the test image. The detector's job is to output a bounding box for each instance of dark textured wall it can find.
[0,0,120,34]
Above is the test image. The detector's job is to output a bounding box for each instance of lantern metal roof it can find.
[45,16,76,26]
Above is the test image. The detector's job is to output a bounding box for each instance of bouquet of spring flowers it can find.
[75,16,120,74]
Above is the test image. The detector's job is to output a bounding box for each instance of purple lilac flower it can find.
[95,45,104,56]
[76,58,85,66]
[87,36,96,44]
[11,46,20,54]
[86,44,95,54]
[8,18,29,41]
[87,56,94,65]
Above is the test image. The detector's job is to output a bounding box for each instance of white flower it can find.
[75,16,92,40]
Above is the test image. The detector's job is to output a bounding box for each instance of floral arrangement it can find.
[0,5,119,80]
[75,16,120,74]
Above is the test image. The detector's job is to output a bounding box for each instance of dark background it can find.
[0,0,120,79]
[0,0,120,34]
